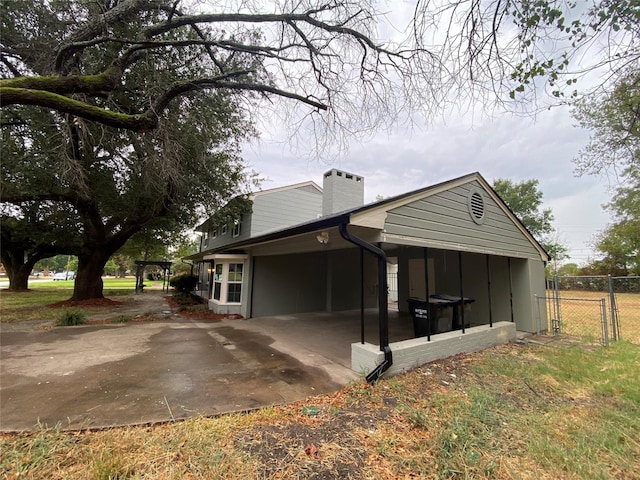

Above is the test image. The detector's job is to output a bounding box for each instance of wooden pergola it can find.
[134,260,173,293]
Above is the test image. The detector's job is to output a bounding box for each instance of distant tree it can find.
[103,259,118,277]
[34,255,74,275]
[493,178,568,267]
[557,263,579,277]
[572,68,640,181]
[591,167,640,275]
[0,203,78,290]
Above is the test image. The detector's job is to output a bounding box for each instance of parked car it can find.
[53,271,75,281]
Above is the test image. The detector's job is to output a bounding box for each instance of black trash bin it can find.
[407,298,455,337]
[430,294,475,329]
[407,298,430,337]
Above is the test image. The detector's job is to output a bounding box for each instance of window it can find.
[213,264,223,300]
[227,263,243,303]
[211,228,217,239]
[207,256,247,306]
[232,219,241,237]
[221,224,228,235]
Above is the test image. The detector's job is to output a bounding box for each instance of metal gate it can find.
[535,294,610,346]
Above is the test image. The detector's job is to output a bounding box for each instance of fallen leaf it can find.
[304,443,319,457]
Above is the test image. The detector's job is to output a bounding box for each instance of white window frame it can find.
[232,219,241,237]
[203,254,248,306]
[221,224,228,235]
[212,264,223,300]
[226,263,243,303]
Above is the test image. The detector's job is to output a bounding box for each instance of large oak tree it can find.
[1,0,636,298]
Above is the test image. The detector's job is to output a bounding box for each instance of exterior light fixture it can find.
[316,231,330,244]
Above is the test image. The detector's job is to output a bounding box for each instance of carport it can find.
[189,173,548,379]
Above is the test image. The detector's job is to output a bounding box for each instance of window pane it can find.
[228,263,243,282]
[227,283,242,303]
[214,264,223,281]
[213,282,221,300]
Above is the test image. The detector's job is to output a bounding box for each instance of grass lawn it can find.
[1,341,638,479]
[0,278,161,323]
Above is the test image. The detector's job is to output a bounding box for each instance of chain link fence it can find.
[538,275,640,346]
[536,294,610,345]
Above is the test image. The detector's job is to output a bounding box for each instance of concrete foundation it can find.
[351,321,516,376]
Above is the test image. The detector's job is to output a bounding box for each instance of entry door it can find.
[408,258,435,300]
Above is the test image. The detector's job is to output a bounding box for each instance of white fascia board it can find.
[252,180,322,197]
[203,253,249,261]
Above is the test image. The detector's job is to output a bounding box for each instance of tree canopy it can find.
[1,0,637,298]
[1,2,256,298]
[572,68,640,182]
[492,178,567,268]
[591,167,640,275]
[2,1,637,134]
[571,65,639,275]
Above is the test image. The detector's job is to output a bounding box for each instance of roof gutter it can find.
[338,222,392,383]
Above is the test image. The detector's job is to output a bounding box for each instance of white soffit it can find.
[203,253,249,261]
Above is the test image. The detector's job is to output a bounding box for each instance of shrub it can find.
[169,274,198,293]
[172,292,204,306]
[55,310,87,326]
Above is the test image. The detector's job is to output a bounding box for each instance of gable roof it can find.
[195,180,322,232]
[249,180,322,199]
[187,172,549,262]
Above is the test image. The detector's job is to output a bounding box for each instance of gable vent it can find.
[468,189,485,224]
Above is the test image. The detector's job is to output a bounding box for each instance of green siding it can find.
[251,252,327,317]
[251,188,322,235]
[385,181,541,260]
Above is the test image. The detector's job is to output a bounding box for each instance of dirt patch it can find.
[176,309,243,321]
[84,314,167,325]
[47,298,124,309]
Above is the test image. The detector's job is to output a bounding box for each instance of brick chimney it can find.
[322,169,364,216]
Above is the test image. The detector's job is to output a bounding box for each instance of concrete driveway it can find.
[0,292,360,432]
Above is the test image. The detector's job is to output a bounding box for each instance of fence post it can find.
[601,298,609,347]
[554,275,561,334]
[608,275,618,341]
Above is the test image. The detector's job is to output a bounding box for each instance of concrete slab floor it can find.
[0,292,365,432]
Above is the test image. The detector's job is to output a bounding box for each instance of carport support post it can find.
[423,247,431,341]
[458,251,465,333]
[486,254,493,327]
[338,223,389,350]
[360,248,365,344]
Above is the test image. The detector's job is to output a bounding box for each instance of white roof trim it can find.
[249,180,322,200]
[203,253,249,261]
[350,172,549,262]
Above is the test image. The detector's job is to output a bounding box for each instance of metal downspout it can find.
[338,223,392,383]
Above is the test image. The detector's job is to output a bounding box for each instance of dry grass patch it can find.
[2,342,639,479]
[553,290,640,344]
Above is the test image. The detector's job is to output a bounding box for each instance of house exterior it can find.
[187,169,549,378]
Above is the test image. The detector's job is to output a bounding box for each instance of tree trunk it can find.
[0,247,37,291]
[71,248,111,301]
[7,266,31,291]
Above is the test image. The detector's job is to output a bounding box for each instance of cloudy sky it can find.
[231,1,614,266]
[241,104,611,266]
